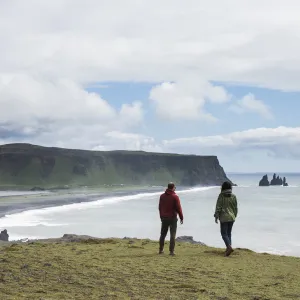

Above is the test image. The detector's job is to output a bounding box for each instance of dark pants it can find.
[220,221,234,248]
[159,218,178,253]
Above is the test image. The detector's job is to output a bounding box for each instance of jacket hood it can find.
[165,189,175,195]
[222,189,232,195]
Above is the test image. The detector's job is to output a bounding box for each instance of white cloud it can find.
[229,94,273,119]
[93,131,162,152]
[163,127,300,159]
[0,1,300,89]
[119,102,144,127]
[0,74,143,145]
[149,81,230,121]
[2,125,299,162]
[1,0,300,163]
[0,128,162,154]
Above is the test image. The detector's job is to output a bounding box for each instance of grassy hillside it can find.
[0,238,299,299]
[0,143,231,188]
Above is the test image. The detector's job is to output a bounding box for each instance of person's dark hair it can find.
[221,181,232,191]
[168,182,175,190]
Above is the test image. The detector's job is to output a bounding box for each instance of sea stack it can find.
[270,173,283,186]
[259,173,288,187]
[283,177,289,187]
[259,174,270,186]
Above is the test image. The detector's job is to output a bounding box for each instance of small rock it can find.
[0,229,9,242]
[176,236,206,246]
[128,240,135,244]
[30,187,45,191]
[62,234,97,242]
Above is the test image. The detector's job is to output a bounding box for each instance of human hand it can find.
[215,218,218,224]
[180,220,183,225]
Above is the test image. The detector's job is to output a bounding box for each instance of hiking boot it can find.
[169,252,175,256]
[225,246,234,257]
[158,250,164,255]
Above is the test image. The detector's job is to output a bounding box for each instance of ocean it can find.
[0,173,299,257]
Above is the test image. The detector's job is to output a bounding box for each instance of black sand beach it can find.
[0,186,164,219]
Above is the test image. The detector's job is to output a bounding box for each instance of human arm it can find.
[175,195,184,223]
[233,195,238,218]
[214,194,223,223]
[158,196,162,216]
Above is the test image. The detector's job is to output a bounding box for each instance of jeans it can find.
[159,218,178,253]
[220,221,234,247]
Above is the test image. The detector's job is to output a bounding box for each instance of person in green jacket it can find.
[214,181,238,257]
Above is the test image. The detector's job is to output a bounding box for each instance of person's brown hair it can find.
[168,182,175,190]
[221,181,232,191]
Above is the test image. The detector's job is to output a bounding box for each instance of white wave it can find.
[256,248,290,256]
[8,234,46,241]
[235,185,251,188]
[0,186,217,228]
[0,214,68,227]
[177,186,218,194]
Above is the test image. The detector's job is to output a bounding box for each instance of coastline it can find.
[2,184,298,258]
[0,184,217,219]
[0,186,165,219]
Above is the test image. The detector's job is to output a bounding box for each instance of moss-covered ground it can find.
[1,238,300,299]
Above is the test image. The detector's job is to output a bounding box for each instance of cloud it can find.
[1,1,300,90]
[163,127,300,159]
[0,128,162,154]
[149,81,230,121]
[0,0,299,163]
[0,74,143,146]
[92,131,162,152]
[229,94,273,119]
[2,125,299,163]
[119,102,144,127]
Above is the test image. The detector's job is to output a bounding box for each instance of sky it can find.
[0,0,300,173]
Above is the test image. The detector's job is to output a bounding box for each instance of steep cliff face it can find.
[0,143,232,188]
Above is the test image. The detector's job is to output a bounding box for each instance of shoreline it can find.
[0,186,165,219]
[0,184,216,219]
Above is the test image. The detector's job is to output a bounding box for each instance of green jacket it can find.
[214,192,238,223]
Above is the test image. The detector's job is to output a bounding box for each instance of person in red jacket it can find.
[158,182,184,256]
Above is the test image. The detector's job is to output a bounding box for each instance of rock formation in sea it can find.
[0,143,233,187]
[270,173,283,186]
[259,174,270,186]
[259,173,288,186]
[0,229,9,242]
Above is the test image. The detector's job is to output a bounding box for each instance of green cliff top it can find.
[0,238,299,299]
[0,143,231,188]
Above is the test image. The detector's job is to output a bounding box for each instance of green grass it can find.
[1,239,300,299]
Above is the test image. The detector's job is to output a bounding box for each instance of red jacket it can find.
[159,189,183,221]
